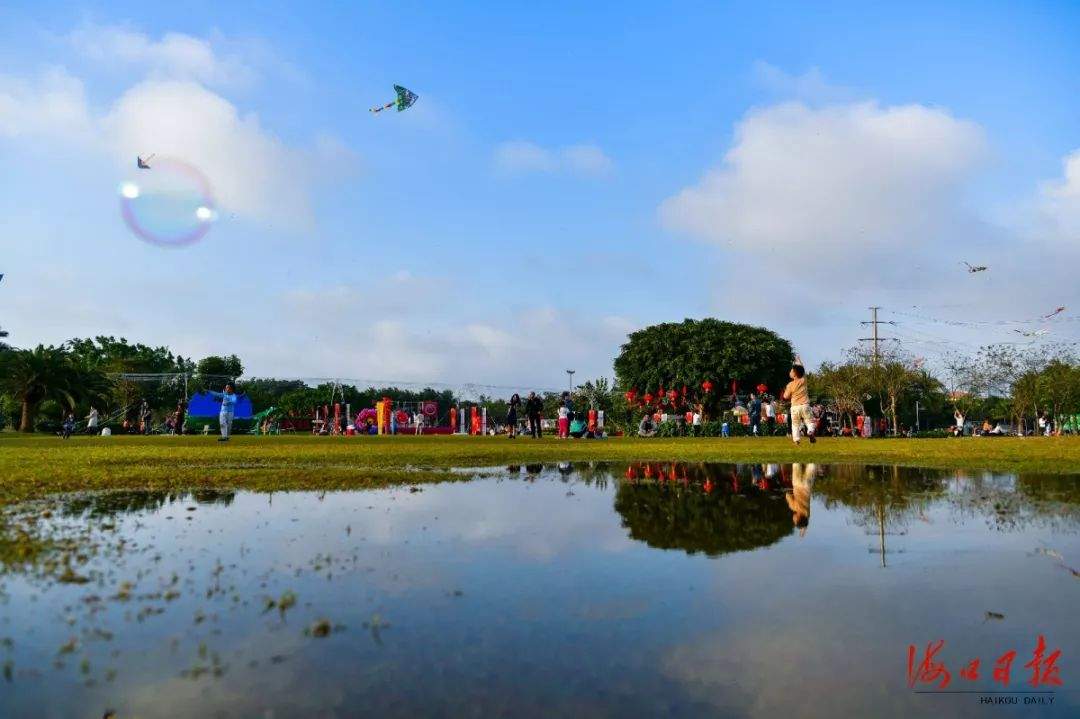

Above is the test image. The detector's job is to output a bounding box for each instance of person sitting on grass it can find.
[569,416,588,439]
[637,414,657,438]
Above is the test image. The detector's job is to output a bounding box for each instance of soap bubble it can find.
[119,158,217,247]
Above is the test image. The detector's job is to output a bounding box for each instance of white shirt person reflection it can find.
[786,463,817,537]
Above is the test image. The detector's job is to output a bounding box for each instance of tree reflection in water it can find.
[613,462,796,556]
[56,489,237,519]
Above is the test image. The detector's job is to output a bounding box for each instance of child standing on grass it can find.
[782,360,816,445]
[557,401,570,439]
[61,413,75,439]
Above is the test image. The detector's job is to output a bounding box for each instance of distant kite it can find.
[137,154,155,169]
[370,85,419,114]
[960,261,987,273]
[1043,306,1066,319]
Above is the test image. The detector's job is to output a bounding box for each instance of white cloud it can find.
[651,93,1080,365]
[0,68,93,141]
[262,289,633,389]
[68,24,255,87]
[659,100,985,270]
[1037,148,1080,239]
[752,62,851,103]
[105,79,319,224]
[560,144,615,175]
[494,141,613,177]
[0,65,350,227]
[494,140,558,173]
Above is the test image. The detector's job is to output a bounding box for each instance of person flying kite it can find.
[370,85,419,114]
[960,261,987,273]
[137,154,155,169]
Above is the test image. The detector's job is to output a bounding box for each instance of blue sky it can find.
[2,1,1079,389]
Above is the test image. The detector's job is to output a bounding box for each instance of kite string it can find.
[884,307,1072,328]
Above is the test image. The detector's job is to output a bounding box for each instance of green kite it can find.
[370,85,419,114]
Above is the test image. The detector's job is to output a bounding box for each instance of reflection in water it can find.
[0,465,1077,718]
[614,462,797,555]
[56,489,236,518]
[786,463,815,536]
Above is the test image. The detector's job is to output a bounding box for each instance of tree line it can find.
[3,326,1078,434]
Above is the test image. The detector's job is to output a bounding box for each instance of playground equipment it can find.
[251,406,281,435]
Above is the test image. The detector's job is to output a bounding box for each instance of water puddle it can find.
[0,463,1077,717]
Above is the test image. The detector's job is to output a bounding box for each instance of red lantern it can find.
[681,384,687,398]
[756,383,768,395]
[667,389,678,402]
[702,379,713,393]
[643,392,654,405]
[625,388,638,403]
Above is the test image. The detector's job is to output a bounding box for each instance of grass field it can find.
[2,433,1079,506]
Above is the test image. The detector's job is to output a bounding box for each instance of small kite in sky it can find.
[137,154,155,169]
[370,85,419,114]
[1043,306,1066,319]
[960,261,987,273]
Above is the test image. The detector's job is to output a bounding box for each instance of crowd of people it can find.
[53,363,1078,442]
[637,362,818,445]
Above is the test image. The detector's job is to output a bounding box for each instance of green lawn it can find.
[1,433,1079,505]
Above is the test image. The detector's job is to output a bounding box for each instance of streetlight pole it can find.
[565,369,575,394]
[915,400,920,433]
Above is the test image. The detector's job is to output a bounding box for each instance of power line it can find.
[859,306,897,363]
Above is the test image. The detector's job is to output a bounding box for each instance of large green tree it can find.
[613,318,793,414]
[194,355,244,392]
[67,336,193,414]
[0,345,109,431]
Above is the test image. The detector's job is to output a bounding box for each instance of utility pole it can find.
[860,306,896,363]
[0,273,7,340]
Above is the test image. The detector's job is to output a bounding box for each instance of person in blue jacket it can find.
[209,383,238,441]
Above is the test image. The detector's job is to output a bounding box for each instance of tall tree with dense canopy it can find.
[67,336,194,413]
[613,318,793,414]
[0,345,108,431]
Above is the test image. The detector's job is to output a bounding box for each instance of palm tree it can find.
[0,345,108,432]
